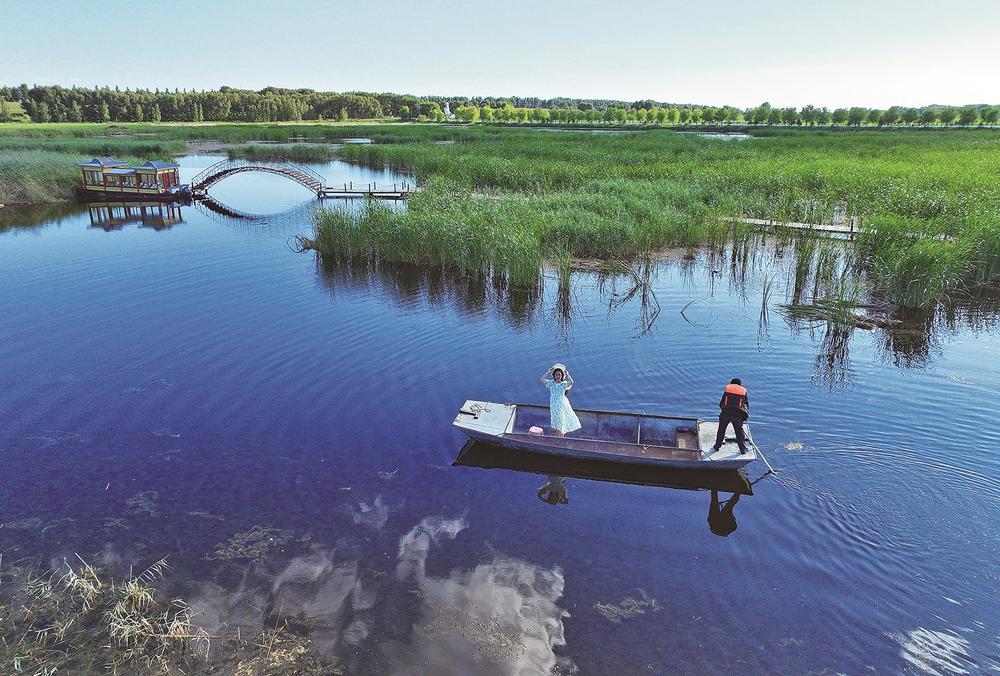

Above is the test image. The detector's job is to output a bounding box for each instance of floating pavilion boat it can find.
[453,401,759,470]
[77,157,191,201]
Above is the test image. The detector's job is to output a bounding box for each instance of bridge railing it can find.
[190,157,327,190]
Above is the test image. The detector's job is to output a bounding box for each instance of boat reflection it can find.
[453,440,751,536]
[87,201,184,230]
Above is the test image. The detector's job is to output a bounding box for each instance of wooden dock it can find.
[318,185,417,200]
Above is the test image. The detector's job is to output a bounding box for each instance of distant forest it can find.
[1,84,998,126]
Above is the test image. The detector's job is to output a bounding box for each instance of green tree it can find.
[69,100,83,122]
[34,101,51,122]
[480,105,494,122]
[901,107,919,125]
[151,103,162,122]
[982,106,1000,125]
[958,104,979,126]
[0,100,11,123]
[918,108,938,125]
[133,103,143,122]
[338,107,349,122]
[831,108,849,125]
[781,107,800,125]
[417,102,442,119]
[847,107,868,126]
[938,106,959,125]
[800,104,818,125]
[455,104,480,123]
[767,108,783,125]
[868,109,884,126]
[398,105,410,119]
[748,103,771,125]
[882,106,902,125]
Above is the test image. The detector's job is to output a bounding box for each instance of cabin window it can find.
[85,170,103,184]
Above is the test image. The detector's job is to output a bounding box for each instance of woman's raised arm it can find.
[540,367,552,385]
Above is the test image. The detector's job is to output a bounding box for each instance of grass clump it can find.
[0,556,207,674]
[227,143,338,163]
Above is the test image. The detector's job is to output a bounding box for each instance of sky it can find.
[3,0,998,109]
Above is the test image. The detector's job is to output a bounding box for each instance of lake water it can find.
[1,156,998,674]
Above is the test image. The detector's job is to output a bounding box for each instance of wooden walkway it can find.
[736,217,859,236]
[319,185,417,200]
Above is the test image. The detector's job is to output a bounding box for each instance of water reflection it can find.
[185,512,572,674]
[193,194,321,233]
[314,253,665,339]
[707,489,741,537]
[537,476,570,505]
[87,201,185,231]
[315,253,544,328]
[0,201,88,233]
[453,440,752,537]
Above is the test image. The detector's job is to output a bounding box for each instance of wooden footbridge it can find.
[189,158,416,200]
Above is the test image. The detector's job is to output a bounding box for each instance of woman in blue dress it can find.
[540,363,582,436]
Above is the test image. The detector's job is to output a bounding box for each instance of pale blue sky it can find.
[3,0,997,108]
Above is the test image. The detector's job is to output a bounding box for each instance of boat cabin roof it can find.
[105,168,137,175]
[135,160,179,170]
[78,157,128,168]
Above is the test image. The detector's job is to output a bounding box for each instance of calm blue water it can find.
[1,156,998,674]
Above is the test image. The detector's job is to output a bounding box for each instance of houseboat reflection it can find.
[87,202,184,231]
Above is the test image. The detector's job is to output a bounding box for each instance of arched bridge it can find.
[189,158,416,200]
[191,158,325,194]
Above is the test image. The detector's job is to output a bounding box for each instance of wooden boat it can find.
[453,401,758,470]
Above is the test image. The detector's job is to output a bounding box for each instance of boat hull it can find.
[453,400,757,470]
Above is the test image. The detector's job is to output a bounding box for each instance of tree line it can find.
[0,85,426,123]
[454,101,1000,127]
[1,85,997,127]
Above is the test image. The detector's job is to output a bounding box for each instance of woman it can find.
[540,363,582,437]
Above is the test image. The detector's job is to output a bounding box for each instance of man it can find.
[712,378,749,454]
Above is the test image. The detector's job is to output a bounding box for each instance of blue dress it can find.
[545,380,582,434]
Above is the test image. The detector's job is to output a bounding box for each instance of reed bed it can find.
[226,143,338,162]
[328,126,1000,306]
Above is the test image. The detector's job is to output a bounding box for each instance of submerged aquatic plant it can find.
[0,556,210,674]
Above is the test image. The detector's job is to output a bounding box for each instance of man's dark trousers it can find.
[714,410,748,452]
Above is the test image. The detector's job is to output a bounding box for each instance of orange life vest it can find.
[722,383,748,409]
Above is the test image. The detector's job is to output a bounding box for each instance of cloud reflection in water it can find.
[187,515,572,674]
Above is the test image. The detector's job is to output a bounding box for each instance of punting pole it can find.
[746,427,776,476]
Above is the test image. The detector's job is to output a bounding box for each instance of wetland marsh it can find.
[0,133,999,673]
